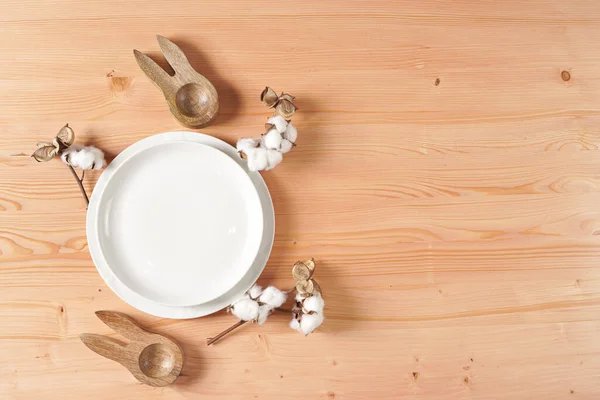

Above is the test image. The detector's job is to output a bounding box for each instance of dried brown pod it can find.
[37,141,52,148]
[292,258,315,281]
[293,262,311,281]
[264,122,275,132]
[304,258,315,272]
[275,98,297,119]
[32,144,59,162]
[260,87,279,108]
[296,279,315,296]
[279,93,295,102]
[56,124,75,147]
[31,124,75,162]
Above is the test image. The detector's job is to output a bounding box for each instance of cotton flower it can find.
[236,138,259,152]
[263,129,283,150]
[257,304,272,325]
[60,144,82,163]
[230,297,259,321]
[243,145,283,172]
[61,145,106,170]
[267,115,288,133]
[297,312,324,335]
[265,149,283,170]
[235,87,299,172]
[259,286,287,308]
[248,284,263,299]
[245,147,269,172]
[280,139,294,154]
[289,318,300,330]
[291,292,325,335]
[252,286,288,325]
[207,256,324,346]
[302,293,325,314]
[283,122,297,143]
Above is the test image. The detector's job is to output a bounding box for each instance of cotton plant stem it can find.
[67,164,89,206]
[206,320,247,346]
[206,287,299,346]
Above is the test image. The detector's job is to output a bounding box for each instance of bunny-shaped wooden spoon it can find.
[134,35,219,128]
[80,311,184,386]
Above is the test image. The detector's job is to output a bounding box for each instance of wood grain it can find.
[2,0,600,399]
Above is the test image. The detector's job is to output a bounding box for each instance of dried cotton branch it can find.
[237,87,298,172]
[207,259,325,346]
[207,284,290,345]
[31,124,107,207]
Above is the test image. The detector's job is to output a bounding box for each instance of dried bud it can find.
[260,87,279,108]
[296,279,314,296]
[51,137,62,152]
[292,259,315,281]
[56,123,75,147]
[304,258,315,272]
[32,123,75,162]
[293,263,311,281]
[36,141,52,149]
[275,98,297,119]
[279,93,295,102]
[32,144,59,162]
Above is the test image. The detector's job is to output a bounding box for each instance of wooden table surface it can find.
[2,1,600,399]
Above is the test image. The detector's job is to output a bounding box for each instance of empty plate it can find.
[89,139,263,307]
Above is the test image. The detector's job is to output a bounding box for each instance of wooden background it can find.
[2,0,600,398]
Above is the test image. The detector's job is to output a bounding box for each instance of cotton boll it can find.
[248,284,263,299]
[245,147,269,171]
[299,312,324,335]
[259,286,287,308]
[231,298,259,321]
[280,139,294,154]
[257,304,272,325]
[283,122,297,142]
[263,129,283,150]
[72,148,96,170]
[267,115,288,133]
[237,138,259,152]
[265,149,283,170]
[88,146,106,170]
[289,318,301,331]
[302,293,325,314]
[60,144,83,165]
[61,145,106,170]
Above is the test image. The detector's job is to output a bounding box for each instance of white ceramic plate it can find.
[87,132,274,317]
[91,140,263,307]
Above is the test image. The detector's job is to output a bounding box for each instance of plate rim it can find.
[87,131,275,318]
[92,139,264,307]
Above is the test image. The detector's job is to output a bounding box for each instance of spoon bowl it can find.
[176,82,215,118]
[139,343,177,378]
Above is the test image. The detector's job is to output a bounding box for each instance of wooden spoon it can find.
[134,35,219,128]
[80,311,184,387]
